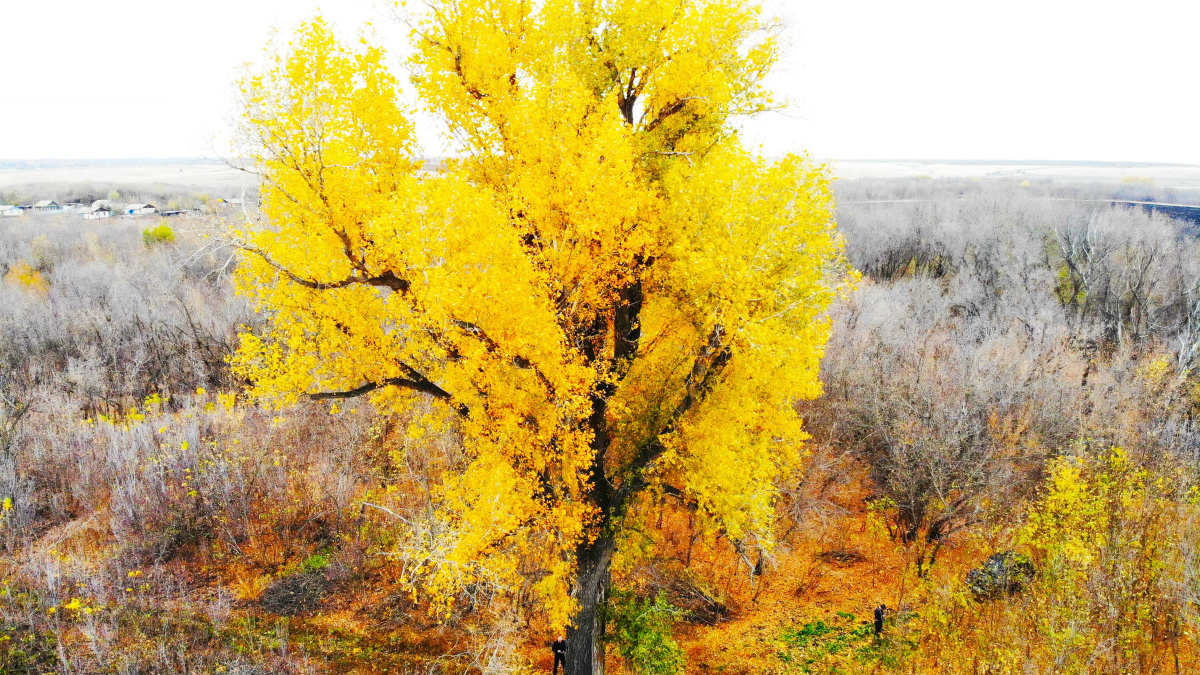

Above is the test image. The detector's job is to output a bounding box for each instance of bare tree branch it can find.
[309,374,469,418]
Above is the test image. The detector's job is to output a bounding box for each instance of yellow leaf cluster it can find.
[5,259,47,294]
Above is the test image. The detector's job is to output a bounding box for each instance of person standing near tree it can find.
[552,636,566,675]
[874,604,887,636]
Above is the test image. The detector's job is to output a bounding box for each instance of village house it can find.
[32,200,61,212]
[125,203,157,216]
[0,205,21,218]
[83,205,112,220]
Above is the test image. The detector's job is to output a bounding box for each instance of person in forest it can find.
[551,636,566,675]
[874,604,887,636]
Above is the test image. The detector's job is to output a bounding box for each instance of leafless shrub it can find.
[813,182,1200,574]
[261,572,329,616]
[810,278,1077,572]
[0,216,254,417]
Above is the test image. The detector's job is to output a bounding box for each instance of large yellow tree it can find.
[233,3,850,673]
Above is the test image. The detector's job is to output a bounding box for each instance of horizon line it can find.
[3,157,1199,169]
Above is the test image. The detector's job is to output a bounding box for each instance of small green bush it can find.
[0,617,59,673]
[777,612,916,673]
[301,552,330,573]
[142,223,175,246]
[604,590,685,675]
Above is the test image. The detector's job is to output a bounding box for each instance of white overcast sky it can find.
[1,0,1197,163]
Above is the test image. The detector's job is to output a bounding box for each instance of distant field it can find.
[0,158,252,193]
[4,158,1200,196]
[831,159,1200,188]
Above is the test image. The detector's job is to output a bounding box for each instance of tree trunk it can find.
[565,535,615,675]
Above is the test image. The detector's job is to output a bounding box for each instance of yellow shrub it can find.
[4,259,47,294]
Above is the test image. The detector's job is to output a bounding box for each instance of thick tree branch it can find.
[610,324,733,512]
[618,67,639,125]
[308,373,469,417]
[452,318,555,393]
[612,280,644,365]
[239,243,411,294]
[245,246,549,395]
[582,273,649,520]
[643,96,706,133]
[582,312,616,517]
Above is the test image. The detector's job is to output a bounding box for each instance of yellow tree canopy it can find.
[232,0,851,641]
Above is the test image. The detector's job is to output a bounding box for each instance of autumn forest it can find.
[1,2,1199,674]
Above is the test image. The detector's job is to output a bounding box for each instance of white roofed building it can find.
[83,205,112,220]
[125,203,157,216]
